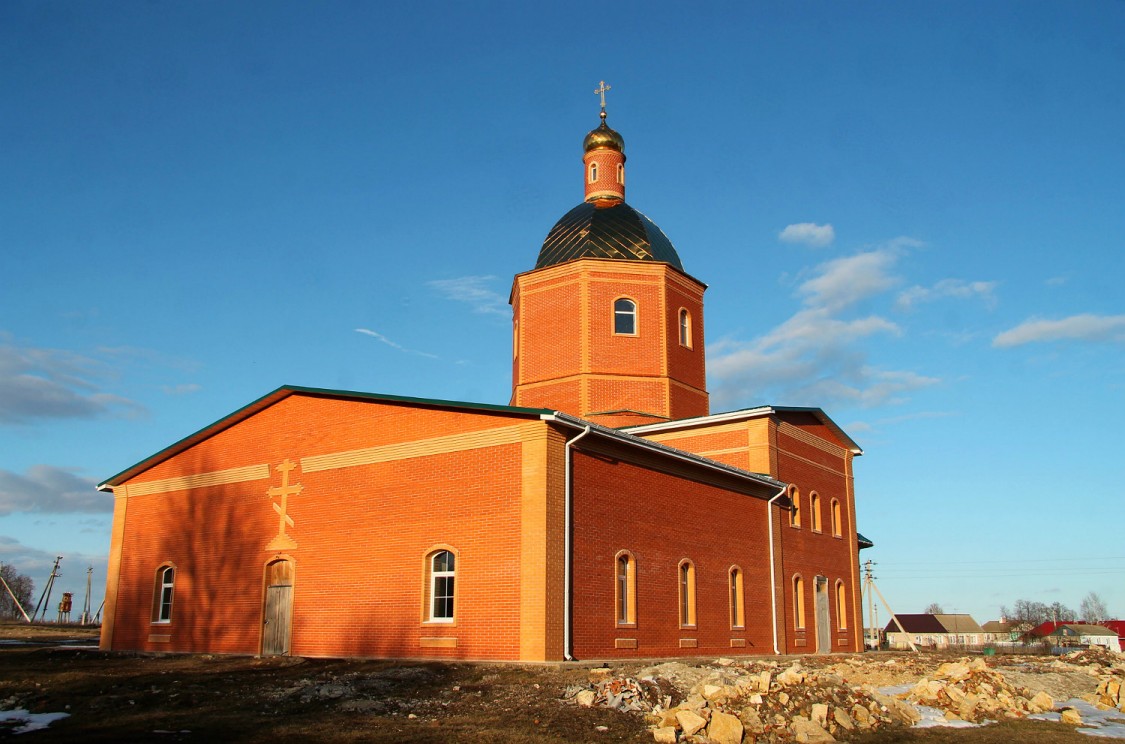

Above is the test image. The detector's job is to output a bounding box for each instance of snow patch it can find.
[0,708,70,734]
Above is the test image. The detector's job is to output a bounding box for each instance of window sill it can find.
[422,619,457,628]
[150,620,172,625]
[615,622,637,630]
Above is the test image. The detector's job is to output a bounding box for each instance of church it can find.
[98,90,866,662]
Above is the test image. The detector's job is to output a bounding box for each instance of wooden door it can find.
[815,576,831,654]
[262,560,293,656]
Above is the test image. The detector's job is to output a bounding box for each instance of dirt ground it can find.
[0,623,1108,743]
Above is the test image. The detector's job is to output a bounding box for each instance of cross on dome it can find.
[594,80,611,120]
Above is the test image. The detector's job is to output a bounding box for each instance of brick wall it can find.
[103,394,546,661]
[511,259,708,422]
[569,448,780,659]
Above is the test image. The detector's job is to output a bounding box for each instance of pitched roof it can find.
[934,614,984,633]
[981,620,1015,633]
[99,385,788,498]
[1051,624,1118,637]
[624,405,862,455]
[884,614,947,634]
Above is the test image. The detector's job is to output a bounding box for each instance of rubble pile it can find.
[564,650,1125,743]
[567,658,916,742]
[899,658,1055,723]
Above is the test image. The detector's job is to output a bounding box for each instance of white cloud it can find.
[896,279,998,311]
[354,328,439,359]
[992,314,1125,348]
[0,465,109,516]
[0,336,146,425]
[428,275,508,316]
[779,223,835,248]
[797,247,902,313]
[708,238,941,411]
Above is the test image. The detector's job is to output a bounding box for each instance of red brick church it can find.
[98,90,866,661]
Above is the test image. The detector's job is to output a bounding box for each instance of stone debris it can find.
[561,648,1125,742]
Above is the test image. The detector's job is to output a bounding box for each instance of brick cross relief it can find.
[266,459,304,551]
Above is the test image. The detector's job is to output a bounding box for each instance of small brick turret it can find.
[511,84,709,427]
[583,115,626,205]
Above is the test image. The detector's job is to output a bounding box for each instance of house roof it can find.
[1028,621,1068,637]
[981,620,1015,633]
[933,614,984,634]
[1101,620,1125,637]
[98,385,788,497]
[1050,624,1118,637]
[624,405,862,455]
[884,614,947,634]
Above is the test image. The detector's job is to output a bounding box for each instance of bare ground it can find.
[0,623,1109,743]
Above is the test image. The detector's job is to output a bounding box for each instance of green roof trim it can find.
[98,385,554,489]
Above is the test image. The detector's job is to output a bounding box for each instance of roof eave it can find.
[98,385,553,490]
[625,405,863,455]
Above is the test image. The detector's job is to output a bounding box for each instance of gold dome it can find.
[583,120,625,153]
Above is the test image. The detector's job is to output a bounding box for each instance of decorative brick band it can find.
[120,463,271,498]
[301,423,538,473]
[777,421,848,458]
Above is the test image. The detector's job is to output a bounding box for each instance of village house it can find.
[885,614,984,650]
[98,95,866,661]
[1046,624,1122,652]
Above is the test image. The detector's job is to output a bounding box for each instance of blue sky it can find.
[2,2,1123,625]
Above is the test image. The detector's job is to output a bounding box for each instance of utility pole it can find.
[863,559,917,652]
[32,556,63,622]
[81,566,93,625]
[863,560,878,649]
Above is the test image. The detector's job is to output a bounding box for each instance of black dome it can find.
[535,201,683,271]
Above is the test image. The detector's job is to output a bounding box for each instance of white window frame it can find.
[613,298,637,336]
[153,565,175,624]
[429,550,456,623]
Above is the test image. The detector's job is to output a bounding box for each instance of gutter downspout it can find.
[767,485,787,655]
[563,425,592,661]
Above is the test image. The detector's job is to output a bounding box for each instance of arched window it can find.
[616,551,637,626]
[678,308,692,348]
[811,492,822,532]
[831,498,842,537]
[729,566,745,629]
[793,575,806,630]
[836,580,848,630]
[788,486,801,528]
[614,298,637,335]
[678,559,696,627]
[152,564,175,623]
[616,162,625,185]
[428,549,456,622]
[589,162,598,183]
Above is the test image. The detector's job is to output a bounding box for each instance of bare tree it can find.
[1049,601,1077,623]
[1000,598,1076,627]
[924,603,944,614]
[0,563,34,620]
[1081,592,1109,623]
